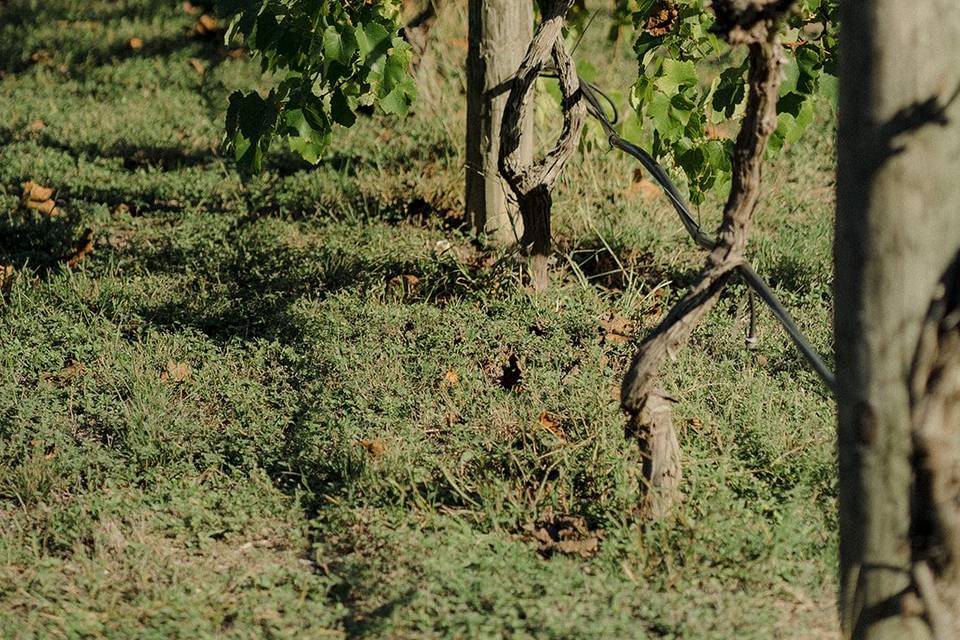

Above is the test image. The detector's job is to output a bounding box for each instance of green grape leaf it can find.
[330,89,356,128]
[285,108,330,164]
[356,21,392,62]
[380,85,411,116]
[219,0,416,175]
[656,59,698,94]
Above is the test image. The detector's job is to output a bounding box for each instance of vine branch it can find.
[620,0,791,516]
[498,0,586,291]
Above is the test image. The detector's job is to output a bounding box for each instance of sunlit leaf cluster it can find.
[219,0,415,171]
[624,0,837,203]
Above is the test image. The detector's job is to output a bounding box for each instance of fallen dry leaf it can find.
[65,229,94,268]
[160,360,192,384]
[187,57,206,75]
[30,50,53,65]
[194,14,219,36]
[27,119,45,133]
[387,273,420,297]
[22,181,54,202]
[445,412,462,427]
[755,354,769,367]
[442,369,460,388]
[0,265,14,292]
[526,512,602,558]
[129,37,144,50]
[360,438,386,458]
[182,1,199,15]
[25,199,56,215]
[41,361,86,384]
[538,411,566,440]
[600,313,633,344]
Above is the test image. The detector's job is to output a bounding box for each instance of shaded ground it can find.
[0,1,839,637]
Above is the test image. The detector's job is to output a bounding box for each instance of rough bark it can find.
[465,0,534,245]
[836,1,960,638]
[498,0,586,291]
[620,1,787,518]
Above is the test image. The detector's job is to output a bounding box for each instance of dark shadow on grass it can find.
[559,237,700,292]
[760,253,828,298]
[32,134,219,172]
[0,211,88,275]
[0,0,201,74]
[125,216,496,345]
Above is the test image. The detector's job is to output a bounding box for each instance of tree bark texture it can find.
[836,1,960,638]
[466,0,534,244]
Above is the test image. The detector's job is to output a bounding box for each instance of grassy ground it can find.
[0,1,839,638]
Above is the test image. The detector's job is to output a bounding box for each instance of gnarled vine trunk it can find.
[620,1,789,519]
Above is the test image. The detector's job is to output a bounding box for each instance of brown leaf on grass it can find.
[22,181,54,202]
[644,1,679,37]
[23,193,58,215]
[30,50,53,66]
[27,119,45,133]
[445,412,462,427]
[526,512,603,558]
[360,438,386,458]
[387,274,420,298]
[65,229,94,268]
[0,265,14,295]
[600,313,633,344]
[538,412,566,440]
[182,1,200,15]
[128,37,144,50]
[160,360,192,384]
[41,360,86,384]
[187,57,206,75]
[442,369,460,388]
[194,14,220,36]
[25,199,57,216]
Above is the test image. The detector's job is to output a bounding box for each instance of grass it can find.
[1,1,838,638]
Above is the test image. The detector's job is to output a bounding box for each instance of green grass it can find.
[1,1,838,637]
